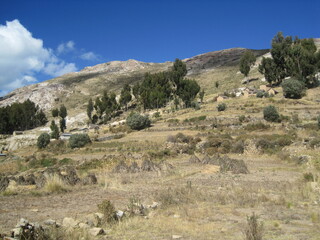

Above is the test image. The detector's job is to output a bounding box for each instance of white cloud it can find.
[80,51,99,61]
[57,40,75,55]
[0,19,77,96]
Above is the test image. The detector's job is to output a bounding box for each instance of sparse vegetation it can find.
[97,200,117,224]
[244,213,264,240]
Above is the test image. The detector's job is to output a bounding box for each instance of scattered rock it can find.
[112,160,129,173]
[43,219,58,227]
[116,210,124,219]
[82,173,97,185]
[0,176,9,192]
[128,162,140,173]
[141,160,161,172]
[11,218,45,239]
[189,155,201,164]
[88,227,105,236]
[201,155,249,174]
[60,167,80,186]
[297,155,311,164]
[79,223,90,229]
[83,214,100,228]
[172,235,183,239]
[62,217,79,228]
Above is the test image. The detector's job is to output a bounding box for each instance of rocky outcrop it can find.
[112,160,173,173]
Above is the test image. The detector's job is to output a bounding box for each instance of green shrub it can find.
[263,105,280,122]
[281,78,306,99]
[37,133,51,149]
[239,115,246,123]
[69,134,91,149]
[217,103,226,112]
[126,112,151,130]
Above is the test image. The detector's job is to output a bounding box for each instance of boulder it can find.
[60,167,80,185]
[82,173,97,185]
[62,217,79,228]
[88,227,105,236]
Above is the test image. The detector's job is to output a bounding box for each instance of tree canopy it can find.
[239,50,256,77]
[0,100,47,134]
[259,32,320,87]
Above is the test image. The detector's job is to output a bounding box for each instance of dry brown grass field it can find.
[1,84,320,240]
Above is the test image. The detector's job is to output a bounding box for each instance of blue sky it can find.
[0,0,319,95]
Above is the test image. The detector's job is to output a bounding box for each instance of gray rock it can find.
[79,223,90,229]
[82,173,97,185]
[116,210,124,219]
[172,235,183,239]
[62,217,79,228]
[44,219,57,226]
[88,227,105,236]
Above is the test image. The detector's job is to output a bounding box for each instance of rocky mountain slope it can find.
[0,48,268,114]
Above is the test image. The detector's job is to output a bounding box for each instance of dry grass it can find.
[44,174,69,194]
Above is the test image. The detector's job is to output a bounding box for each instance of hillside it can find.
[0,48,268,115]
[1,42,320,240]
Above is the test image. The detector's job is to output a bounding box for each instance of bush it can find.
[263,105,280,122]
[281,78,306,99]
[126,112,151,130]
[97,200,117,224]
[69,134,91,149]
[217,103,226,112]
[37,133,51,149]
[318,115,320,129]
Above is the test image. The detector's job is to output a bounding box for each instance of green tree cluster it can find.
[0,100,47,134]
[119,84,132,110]
[259,32,320,87]
[51,105,68,133]
[93,91,119,123]
[133,59,201,109]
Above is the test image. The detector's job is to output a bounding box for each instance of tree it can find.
[199,90,205,103]
[52,108,59,118]
[59,105,67,119]
[240,50,256,78]
[37,133,51,149]
[281,78,306,99]
[50,120,60,139]
[177,79,200,107]
[59,118,66,133]
[259,32,320,86]
[126,112,151,130]
[120,84,132,110]
[87,98,94,121]
[263,105,280,122]
[0,100,47,134]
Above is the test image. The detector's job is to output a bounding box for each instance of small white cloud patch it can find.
[80,51,99,61]
[57,40,75,55]
[0,20,77,96]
